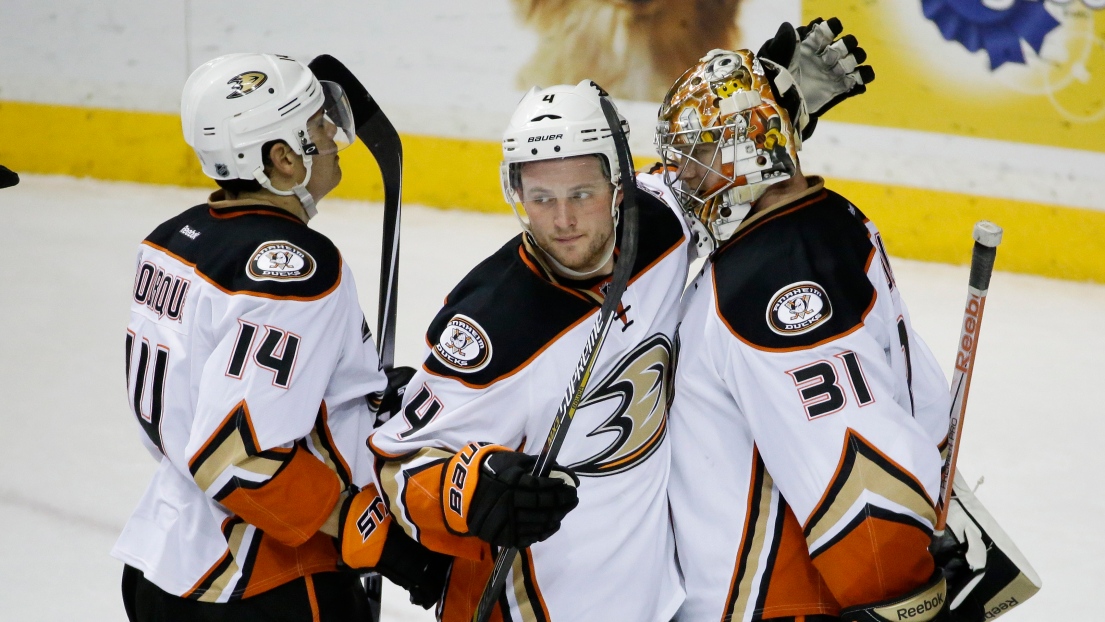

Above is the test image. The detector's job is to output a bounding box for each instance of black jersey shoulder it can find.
[143,204,342,299]
[422,235,596,387]
[711,190,877,351]
[423,191,684,387]
[630,187,687,270]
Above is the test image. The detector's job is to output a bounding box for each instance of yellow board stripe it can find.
[4,100,1105,282]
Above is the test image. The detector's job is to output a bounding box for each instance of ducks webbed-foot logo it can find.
[568,333,673,477]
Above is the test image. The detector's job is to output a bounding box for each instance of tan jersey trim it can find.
[803,429,937,542]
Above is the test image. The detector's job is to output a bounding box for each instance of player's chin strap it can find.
[253,154,318,221]
[524,190,621,280]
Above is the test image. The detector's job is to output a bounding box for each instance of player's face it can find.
[305,109,342,200]
[674,139,728,199]
[521,156,616,273]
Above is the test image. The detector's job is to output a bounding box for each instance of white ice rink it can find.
[2,175,1100,620]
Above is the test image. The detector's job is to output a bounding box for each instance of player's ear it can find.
[267,141,301,179]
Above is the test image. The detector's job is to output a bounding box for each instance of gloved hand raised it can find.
[758,17,875,140]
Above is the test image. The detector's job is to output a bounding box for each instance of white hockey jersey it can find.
[669,181,951,621]
[111,199,387,602]
[370,173,689,622]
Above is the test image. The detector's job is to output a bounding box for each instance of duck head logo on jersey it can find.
[568,333,673,477]
[226,71,268,99]
[768,281,833,335]
[433,315,492,372]
[247,241,316,282]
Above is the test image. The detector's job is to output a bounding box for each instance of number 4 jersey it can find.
[370,173,690,622]
[669,181,952,621]
[111,200,386,602]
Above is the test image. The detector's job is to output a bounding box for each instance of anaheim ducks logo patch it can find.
[247,241,316,282]
[227,71,268,99]
[768,281,832,335]
[569,333,673,477]
[432,315,492,373]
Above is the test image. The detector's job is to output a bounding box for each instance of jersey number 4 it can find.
[786,351,874,420]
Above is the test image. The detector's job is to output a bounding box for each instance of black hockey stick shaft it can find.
[308,55,403,370]
[307,55,402,622]
[472,97,639,622]
[935,220,1002,532]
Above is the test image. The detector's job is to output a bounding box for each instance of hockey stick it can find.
[471,96,639,622]
[308,55,403,371]
[935,221,1003,533]
[308,55,403,622]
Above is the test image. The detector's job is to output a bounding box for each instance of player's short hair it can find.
[214,139,282,196]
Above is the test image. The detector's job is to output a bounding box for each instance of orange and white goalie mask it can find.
[656,49,799,252]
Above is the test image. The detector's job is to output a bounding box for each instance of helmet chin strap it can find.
[253,154,318,221]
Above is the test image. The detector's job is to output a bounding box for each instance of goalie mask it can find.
[181,53,356,219]
[656,49,799,251]
[500,80,629,278]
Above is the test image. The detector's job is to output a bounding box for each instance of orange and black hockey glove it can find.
[442,443,579,549]
[336,486,452,609]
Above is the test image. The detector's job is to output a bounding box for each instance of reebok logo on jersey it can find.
[432,315,492,373]
[179,225,201,240]
[767,281,833,336]
[246,241,316,282]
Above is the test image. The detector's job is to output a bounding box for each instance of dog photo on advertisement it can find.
[512,0,743,102]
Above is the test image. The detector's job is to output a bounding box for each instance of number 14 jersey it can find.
[111,201,386,602]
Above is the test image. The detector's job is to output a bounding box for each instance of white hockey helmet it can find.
[181,53,355,218]
[500,80,629,229]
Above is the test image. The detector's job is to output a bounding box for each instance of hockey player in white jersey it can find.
[659,49,954,621]
[367,18,876,622]
[112,53,448,621]
[370,79,691,621]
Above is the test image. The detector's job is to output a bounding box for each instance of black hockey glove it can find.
[758,17,875,140]
[372,521,452,609]
[467,450,580,549]
[367,365,415,428]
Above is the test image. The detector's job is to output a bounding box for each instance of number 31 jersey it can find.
[669,183,952,621]
[111,201,386,602]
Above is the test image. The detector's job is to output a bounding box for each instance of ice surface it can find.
[2,175,1099,620]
